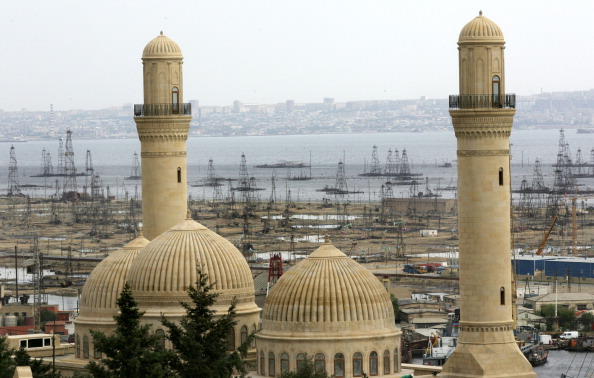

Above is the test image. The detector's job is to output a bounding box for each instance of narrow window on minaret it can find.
[492,76,500,106]
[500,287,505,305]
[177,167,182,183]
[172,87,179,113]
[498,168,504,186]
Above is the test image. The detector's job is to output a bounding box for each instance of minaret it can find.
[440,13,535,378]
[134,32,191,240]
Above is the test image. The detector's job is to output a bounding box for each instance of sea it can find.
[2,128,593,205]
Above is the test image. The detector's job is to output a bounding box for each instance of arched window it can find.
[226,328,235,351]
[383,350,390,374]
[260,351,266,376]
[172,87,179,113]
[280,353,289,373]
[83,336,89,359]
[177,167,182,183]
[75,335,80,358]
[314,353,325,373]
[499,167,504,186]
[492,76,501,105]
[240,325,248,344]
[334,353,345,378]
[155,329,166,349]
[353,352,363,376]
[500,287,506,305]
[369,351,378,376]
[296,353,306,371]
[268,352,276,376]
[394,349,399,372]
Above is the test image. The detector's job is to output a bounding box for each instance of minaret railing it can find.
[449,94,516,109]
[134,103,192,116]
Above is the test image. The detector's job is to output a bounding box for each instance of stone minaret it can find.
[440,13,535,378]
[134,32,191,240]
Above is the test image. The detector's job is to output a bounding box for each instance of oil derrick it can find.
[549,131,576,218]
[39,148,54,176]
[399,148,411,177]
[237,153,253,203]
[368,145,381,175]
[57,138,65,175]
[8,145,21,196]
[84,150,93,198]
[269,172,277,205]
[589,148,594,176]
[380,181,395,223]
[31,237,44,330]
[518,177,534,218]
[125,152,141,180]
[384,149,399,176]
[407,180,419,216]
[62,129,79,201]
[267,253,283,284]
[574,148,585,176]
[334,160,348,196]
[394,222,406,258]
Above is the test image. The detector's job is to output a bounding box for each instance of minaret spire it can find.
[440,13,535,378]
[134,33,191,240]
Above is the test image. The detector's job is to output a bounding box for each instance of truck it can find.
[560,331,579,340]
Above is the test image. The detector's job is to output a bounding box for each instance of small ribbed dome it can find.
[127,217,255,309]
[262,240,395,334]
[79,234,149,315]
[142,31,183,59]
[459,11,504,43]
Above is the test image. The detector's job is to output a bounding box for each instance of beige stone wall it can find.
[135,116,190,240]
[256,333,401,377]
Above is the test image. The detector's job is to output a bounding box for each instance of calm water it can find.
[2,129,593,204]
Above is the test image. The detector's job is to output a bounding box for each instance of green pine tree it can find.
[85,283,175,378]
[161,270,255,378]
[0,335,16,378]
[13,348,61,378]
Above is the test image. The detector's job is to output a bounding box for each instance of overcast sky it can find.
[1,0,593,111]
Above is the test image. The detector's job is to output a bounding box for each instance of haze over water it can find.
[1,129,593,205]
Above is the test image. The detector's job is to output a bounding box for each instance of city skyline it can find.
[1,0,593,112]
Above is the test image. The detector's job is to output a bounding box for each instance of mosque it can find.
[59,12,534,378]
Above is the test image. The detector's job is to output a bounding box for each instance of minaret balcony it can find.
[134,103,192,116]
[449,94,515,109]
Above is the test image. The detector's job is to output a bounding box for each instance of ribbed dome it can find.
[262,240,396,334]
[142,32,183,59]
[459,11,504,43]
[79,234,149,316]
[126,217,255,309]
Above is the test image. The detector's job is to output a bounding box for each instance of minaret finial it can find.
[324,234,330,244]
[160,30,163,35]
[479,10,482,16]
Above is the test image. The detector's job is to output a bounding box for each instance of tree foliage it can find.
[0,335,15,378]
[161,270,255,378]
[539,304,577,331]
[85,283,175,378]
[279,354,331,378]
[13,348,61,378]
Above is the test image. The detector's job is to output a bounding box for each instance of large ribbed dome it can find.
[459,11,504,43]
[142,32,183,59]
[262,239,396,334]
[79,234,149,317]
[126,216,255,309]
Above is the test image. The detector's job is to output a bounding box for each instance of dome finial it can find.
[160,30,163,35]
[187,209,192,220]
[479,10,482,16]
[324,234,330,244]
[137,225,143,238]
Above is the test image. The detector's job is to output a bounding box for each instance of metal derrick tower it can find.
[8,145,20,196]
[57,138,65,175]
[39,148,54,176]
[334,160,348,195]
[399,148,411,176]
[62,129,78,200]
[384,149,399,176]
[368,145,381,175]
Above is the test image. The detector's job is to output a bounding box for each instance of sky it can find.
[1,0,593,111]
